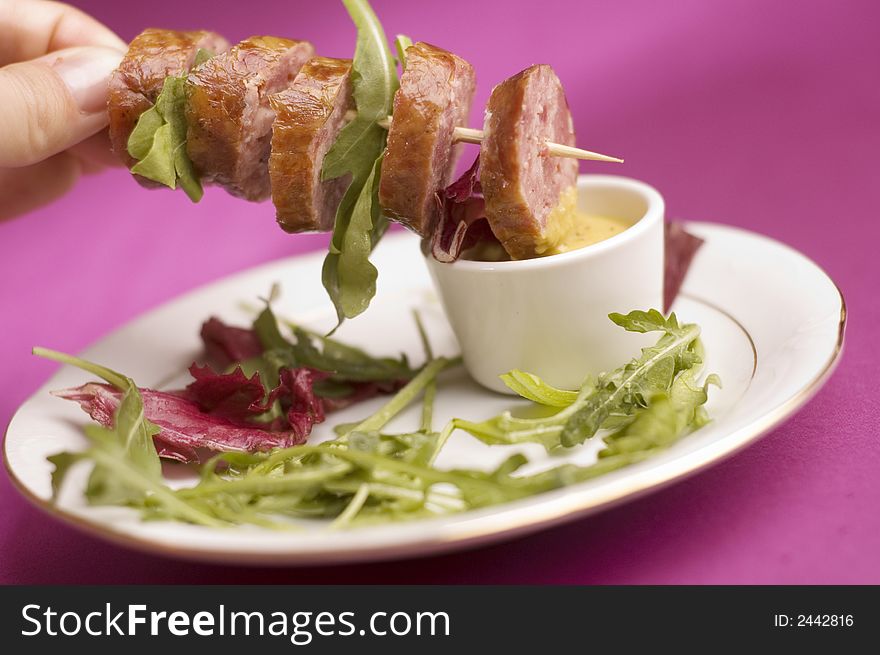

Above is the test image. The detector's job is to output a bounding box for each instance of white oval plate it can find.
[3,223,845,565]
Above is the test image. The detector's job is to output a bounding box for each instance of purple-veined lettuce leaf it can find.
[277,367,328,439]
[430,157,499,263]
[53,363,391,463]
[53,383,310,463]
[186,364,269,419]
[50,304,415,464]
[200,317,263,369]
[187,363,328,428]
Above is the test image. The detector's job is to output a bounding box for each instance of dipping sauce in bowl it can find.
[462,185,632,262]
[425,174,665,394]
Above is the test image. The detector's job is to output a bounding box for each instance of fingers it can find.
[0,0,126,67]
[0,2,125,217]
[0,130,121,221]
[0,152,81,221]
[0,45,123,167]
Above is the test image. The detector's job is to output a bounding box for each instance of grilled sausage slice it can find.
[108,28,229,170]
[185,36,315,201]
[480,64,578,259]
[269,57,354,232]
[379,42,476,236]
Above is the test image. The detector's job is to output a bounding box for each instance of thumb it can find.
[0,45,123,168]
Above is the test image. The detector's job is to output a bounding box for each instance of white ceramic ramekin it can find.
[425,174,665,394]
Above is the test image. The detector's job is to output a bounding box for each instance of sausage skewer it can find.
[480,64,581,260]
[269,56,355,232]
[112,30,623,251]
[108,29,230,172]
[186,36,315,201]
[378,41,477,236]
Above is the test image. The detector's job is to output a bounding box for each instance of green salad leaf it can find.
[38,308,718,530]
[126,106,164,162]
[342,356,454,435]
[394,34,413,69]
[322,155,388,322]
[193,47,214,67]
[321,0,399,327]
[322,0,398,175]
[560,310,702,446]
[454,310,713,451]
[34,348,160,480]
[33,348,222,526]
[252,303,415,384]
[598,369,721,459]
[46,451,83,498]
[499,370,580,407]
[127,58,212,202]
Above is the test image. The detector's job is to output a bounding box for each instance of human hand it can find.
[0,0,126,220]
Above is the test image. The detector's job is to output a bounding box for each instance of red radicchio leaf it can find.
[186,364,269,419]
[53,363,347,463]
[278,367,328,439]
[53,383,310,464]
[430,157,500,262]
[200,317,263,369]
[664,222,705,312]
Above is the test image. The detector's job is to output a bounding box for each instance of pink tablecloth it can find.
[2,0,877,583]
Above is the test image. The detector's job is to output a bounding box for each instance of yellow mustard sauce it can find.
[462,186,632,261]
[535,186,631,256]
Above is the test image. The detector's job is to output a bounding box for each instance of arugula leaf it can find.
[599,368,720,458]
[128,75,204,202]
[126,105,163,161]
[452,378,594,451]
[80,387,162,506]
[131,121,177,187]
[33,347,129,389]
[323,155,388,321]
[47,452,82,499]
[343,357,454,435]
[253,305,293,353]
[412,310,437,433]
[324,0,398,138]
[34,349,159,471]
[253,303,414,382]
[84,421,223,526]
[455,310,711,451]
[322,121,387,184]
[608,308,680,334]
[452,413,566,450]
[279,311,408,369]
[35,349,224,525]
[290,323,410,381]
[38,307,718,530]
[321,0,399,326]
[34,348,160,491]
[560,311,702,446]
[193,47,214,67]
[500,369,579,407]
[394,34,413,69]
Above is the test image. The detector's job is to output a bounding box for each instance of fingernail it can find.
[47,46,124,115]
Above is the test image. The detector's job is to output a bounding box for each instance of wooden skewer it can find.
[449,126,623,163]
[350,113,623,163]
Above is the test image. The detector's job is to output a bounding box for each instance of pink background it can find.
[2,0,878,583]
